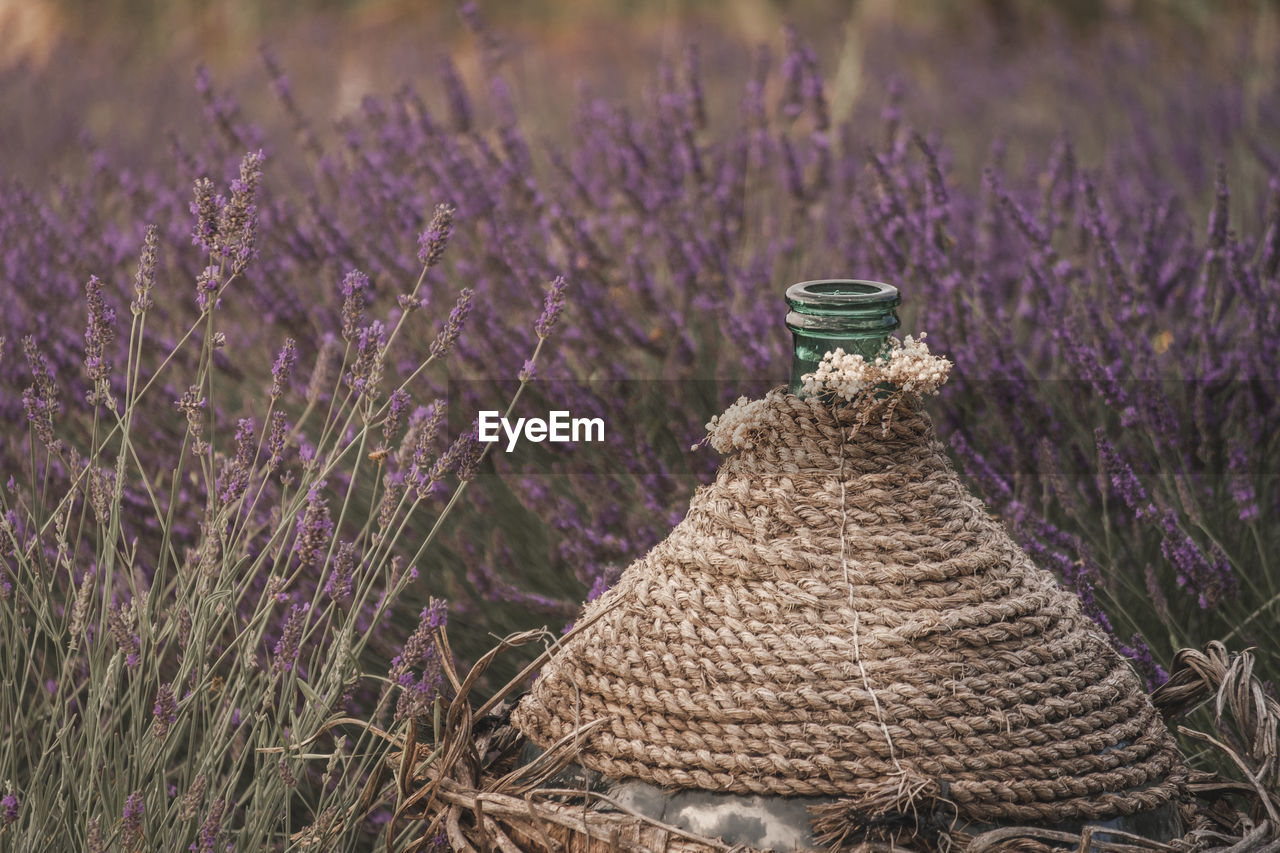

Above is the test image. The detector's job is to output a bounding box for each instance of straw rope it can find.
[511,390,1184,826]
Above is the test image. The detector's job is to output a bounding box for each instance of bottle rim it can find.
[785,279,900,309]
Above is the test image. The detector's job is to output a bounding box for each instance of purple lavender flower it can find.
[407,402,447,497]
[534,275,567,339]
[429,288,473,359]
[122,790,144,843]
[340,270,370,342]
[190,177,220,253]
[179,775,206,821]
[269,338,298,400]
[175,385,208,454]
[345,320,386,400]
[82,275,117,407]
[587,572,613,603]
[192,798,224,853]
[217,418,255,504]
[85,464,115,525]
[131,224,158,315]
[1158,510,1234,609]
[417,203,455,268]
[194,265,220,313]
[326,541,357,602]
[273,602,310,673]
[216,149,264,271]
[452,420,483,483]
[266,411,288,472]
[390,599,447,720]
[1116,634,1169,691]
[153,683,178,738]
[1095,430,1154,519]
[377,471,404,533]
[425,437,459,488]
[22,337,62,454]
[382,388,410,446]
[292,482,333,572]
[107,602,141,668]
[1227,440,1259,523]
[1,791,18,824]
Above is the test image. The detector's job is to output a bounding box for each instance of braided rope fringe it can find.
[512,390,1185,827]
[809,772,958,851]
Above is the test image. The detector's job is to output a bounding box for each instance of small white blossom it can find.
[880,334,951,396]
[801,333,951,401]
[703,391,785,453]
[799,348,874,399]
[698,334,953,451]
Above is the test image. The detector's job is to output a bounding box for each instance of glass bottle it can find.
[786,279,900,394]
[513,279,1183,851]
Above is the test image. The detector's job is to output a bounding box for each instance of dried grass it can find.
[316,635,1278,853]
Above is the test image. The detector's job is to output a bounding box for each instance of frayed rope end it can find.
[808,772,960,852]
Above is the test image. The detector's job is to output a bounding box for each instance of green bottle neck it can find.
[786,279,901,396]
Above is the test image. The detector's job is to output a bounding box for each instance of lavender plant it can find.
[1,5,1278,847]
[0,136,564,846]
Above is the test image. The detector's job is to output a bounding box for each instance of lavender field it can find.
[0,1,1277,849]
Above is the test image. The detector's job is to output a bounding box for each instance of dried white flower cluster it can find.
[800,334,951,401]
[700,390,787,453]
[799,350,876,399]
[696,335,952,452]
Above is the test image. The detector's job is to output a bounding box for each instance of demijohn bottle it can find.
[786,278,901,394]
[510,280,1184,851]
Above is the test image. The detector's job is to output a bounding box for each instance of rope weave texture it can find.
[512,391,1184,825]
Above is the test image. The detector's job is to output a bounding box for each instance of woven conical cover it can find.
[512,391,1183,825]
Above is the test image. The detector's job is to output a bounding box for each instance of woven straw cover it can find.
[511,391,1184,825]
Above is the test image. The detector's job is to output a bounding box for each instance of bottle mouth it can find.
[786,279,899,308]
[785,279,900,333]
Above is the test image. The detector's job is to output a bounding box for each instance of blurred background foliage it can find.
[5,0,1280,184]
